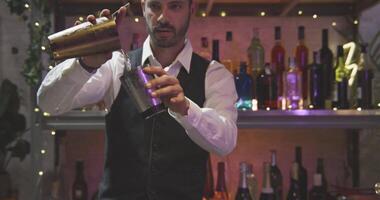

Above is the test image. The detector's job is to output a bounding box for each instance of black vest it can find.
[99,48,210,200]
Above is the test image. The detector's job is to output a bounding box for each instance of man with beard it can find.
[37,0,237,199]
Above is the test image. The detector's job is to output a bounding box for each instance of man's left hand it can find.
[144,66,189,116]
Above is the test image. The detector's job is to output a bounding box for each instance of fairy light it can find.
[298,10,303,15]
[24,3,30,9]
[104,108,109,113]
[38,171,44,176]
[309,105,314,109]
[313,14,318,19]
[81,108,86,112]
[34,22,40,27]
[354,20,359,25]
[201,12,206,17]
[333,107,338,111]
[266,107,271,111]
[48,65,54,70]
[41,46,46,51]
[51,130,56,136]
[41,149,46,154]
[378,103,380,108]
[332,22,337,26]
[357,107,362,111]
[260,11,266,17]
[220,11,227,17]
[34,107,40,112]
[134,17,139,23]
[43,112,50,117]
[78,16,84,22]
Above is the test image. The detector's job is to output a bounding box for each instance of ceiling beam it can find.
[280,0,301,17]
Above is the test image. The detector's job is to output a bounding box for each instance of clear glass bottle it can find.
[248,28,265,99]
[283,58,303,110]
[334,45,349,109]
[356,44,374,109]
[271,26,286,103]
[235,162,253,200]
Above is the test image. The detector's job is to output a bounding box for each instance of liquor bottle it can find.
[287,162,302,200]
[223,31,241,75]
[284,58,303,110]
[257,63,278,110]
[270,150,283,200]
[200,37,212,61]
[72,160,88,200]
[202,157,215,200]
[247,28,265,99]
[309,51,325,109]
[260,162,275,200]
[356,44,374,109]
[316,158,327,192]
[334,45,349,109]
[213,39,221,62]
[130,33,141,50]
[319,29,334,101]
[235,162,253,200]
[295,146,307,200]
[51,137,68,200]
[247,164,258,200]
[295,26,309,101]
[235,62,253,110]
[271,26,286,102]
[215,162,229,200]
[308,174,327,200]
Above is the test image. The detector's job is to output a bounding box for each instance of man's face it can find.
[142,0,192,48]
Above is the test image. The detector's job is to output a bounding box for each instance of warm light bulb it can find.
[332,22,337,26]
[34,107,40,112]
[354,20,359,25]
[41,149,46,154]
[201,12,206,17]
[48,65,54,70]
[43,112,50,117]
[298,10,303,15]
[51,131,56,136]
[266,107,270,111]
[260,11,266,17]
[134,17,139,23]
[38,171,44,176]
[313,14,318,19]
[34,22,40,27]
[251,99,258,111]
[309,105,314,109]
[24,3,30,8]
[79,17,84,22]
[41,46,46,51]
[357,107,362,111]
[220,11,227,17]
[378,103,380,108]
[81,108,86,112]
[333,107,338,111]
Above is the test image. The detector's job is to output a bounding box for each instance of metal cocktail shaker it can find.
[120,52,166,119]
[48,3,129,61]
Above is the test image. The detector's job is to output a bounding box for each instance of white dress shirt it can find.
[37,36,238,156]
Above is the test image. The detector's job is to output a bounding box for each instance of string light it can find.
[377,103,380,108]
[104,108,109,113]
[81,108,86,112]
[201,12,206,17]
[332,22,337,26]
[266,107,271,111]
[309,105,314,109]
[313,14,318,19]
[357,107,362,111]
[24,3,30,9]
[298,10,303,15]
[43,112,50,117]
[260,11,266,17]
[34,107,40,112]
[41,46,46,51]
[34,22,40,27]
[48,65,54,70]
[333,107,338,111]
[134,17,139,23]
[354,20,359,25]
[38,171,44,176]
[220,11,227,17]
[41,149,46,154]
[51,130,56,136]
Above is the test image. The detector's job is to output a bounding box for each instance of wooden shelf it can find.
[43,109,380,130]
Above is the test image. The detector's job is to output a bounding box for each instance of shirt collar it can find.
[141,35,193,73]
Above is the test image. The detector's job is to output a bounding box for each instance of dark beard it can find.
[147,13,190,48]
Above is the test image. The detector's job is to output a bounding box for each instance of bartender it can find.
[37,0,238,199]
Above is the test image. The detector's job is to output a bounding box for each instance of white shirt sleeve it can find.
[37,57,115,115]
[168,61,238,156]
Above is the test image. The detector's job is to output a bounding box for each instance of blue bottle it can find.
[235,62,253,110]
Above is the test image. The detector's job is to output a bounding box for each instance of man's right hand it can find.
[75,9,114,69]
